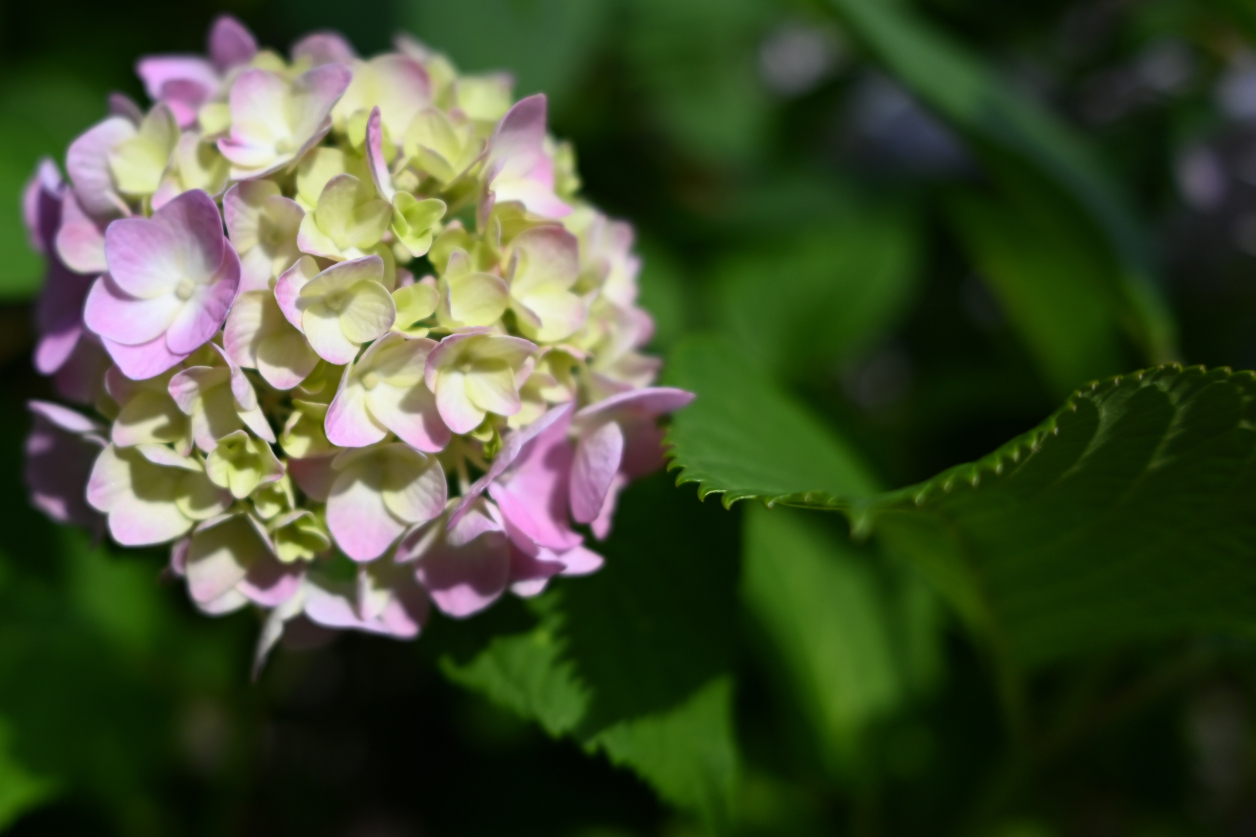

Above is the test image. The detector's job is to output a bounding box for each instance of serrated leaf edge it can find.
[666,363,1250,518]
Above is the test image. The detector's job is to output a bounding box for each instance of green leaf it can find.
[743,506,942,777]
[869,365,1256,669]
[823,0,1178,372]
[714,201,922,381]
[441,613,588,738]
[590,676,738,820]
[663,334,880,507]
[624,0,772,164]
[438,474,742,824]
[946,170,1123,396]
[636,237,689,354]
[0,717,58,831]
[0,399,248,829]
[669,350,1256,670]
[0,70,104,300]
[401,0,612,115]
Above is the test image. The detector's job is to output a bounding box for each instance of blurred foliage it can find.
[9,0,1256,834]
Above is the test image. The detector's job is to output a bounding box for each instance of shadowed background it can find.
[2,0,1256,834]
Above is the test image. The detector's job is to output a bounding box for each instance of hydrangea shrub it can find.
[21,16,691,669]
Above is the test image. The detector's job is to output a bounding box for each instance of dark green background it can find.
[4,0,1256,834]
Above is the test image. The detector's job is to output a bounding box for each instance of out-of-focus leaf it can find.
[669,352,1256,671]
[714,202,921,380]
[590,677,738,820]
[663,334,878,507]
[824,0,1178,370]
[440,474,741,825]
[402,0,612,115]
[947,171,1122,395]
[0,401,248,830]
[0,717,57,831]
[637,238,688,354]
[625,0,773,165]
[0,70,103,300]
[441,614,588,738]
[743,506,942,776]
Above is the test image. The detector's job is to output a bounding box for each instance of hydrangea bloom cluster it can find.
[21,17,692,669]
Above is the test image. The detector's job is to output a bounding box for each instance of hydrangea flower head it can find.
[22,18,693,669]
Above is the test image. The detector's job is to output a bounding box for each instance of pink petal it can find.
[303,578,362,628]
[28,400,102,435]
[55,191,108,274]
[164,245,240,354]
[493,179,571,219]
[325,376,387,447]
[240,555,304,607]
[569,420,625,524]
[327,464,407,561]
[448,501,505,547]
[185,530,250,603]
[54,339,111,404]
[432,370,482,434]
[135,56,218,127]
[557,543,605,576]
[365,107,394,201]
[376,583,429,638]
[490,472,581,554]
[209,15,258,71]
[574,386,696,425]
[416,531,511,618]
[170,537,190,576]
[100,332,189,380]
[149,189,227,281]
[108,93,145,125]
[83,274,180,346]
[367,382,449,453]
[291,31,357,66]
[25,406,105,530]
[66,116,134,219]
[35,324,83,380]
[167,366,215,415]
[103,218,184,298]
[423,330,479,390]
[213,343,256,409]
[291,63,354,139]
[22,157,61,254]
[484,94,570,219]
[135,56,218,101]
[619,417,670,479]
[35,265,93,374]
[589,472,628,540]
[217,69,290,166]
[489,424,582,554]
[506,543,565,597]
[487,94,547,177]
[288,454,336,502]
[274,257,316,330]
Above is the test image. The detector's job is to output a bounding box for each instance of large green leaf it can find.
[823,0,1178,376]
[662,334,878,507]
[714,201,922,382]
[668,335,1256,670]
[742,506,943,778]
[438,473,742,825]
